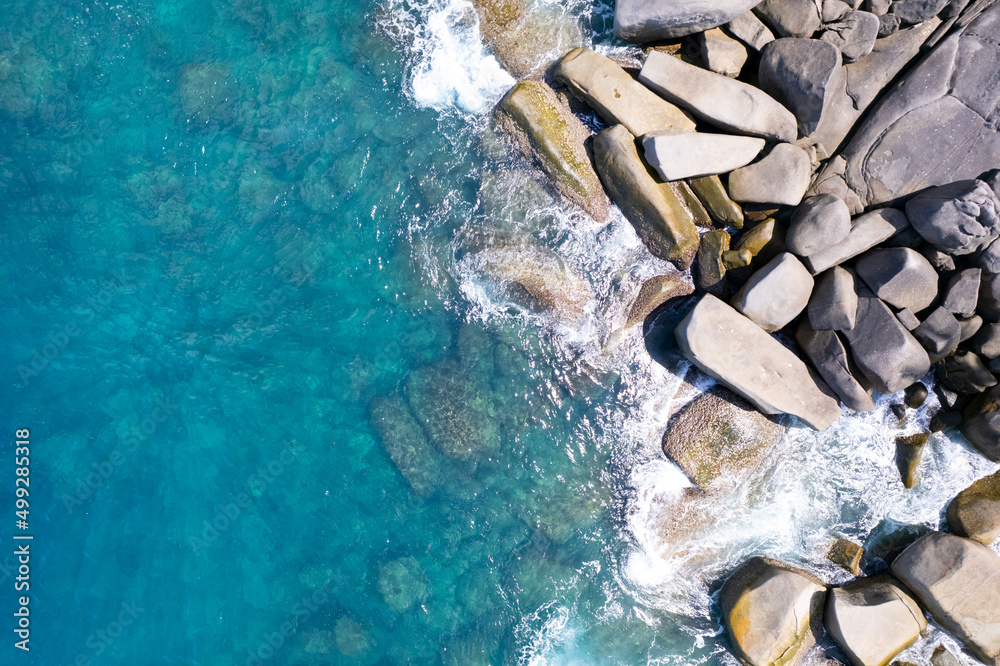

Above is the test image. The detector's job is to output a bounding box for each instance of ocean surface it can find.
[0,0,996,664]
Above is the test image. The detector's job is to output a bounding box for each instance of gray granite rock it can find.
[906,180,1000,257]
[855,247,938,312]
[676,295,843,429]
[797,321,876,411]
[828,4,1000,209]
[593,125,700,268]
[948,469,1000,545]
[892,532,1000,665]
[896,308,921,331]
[973,323,1000,359]
[822,11,880,62]
[978,236,1000,273]
[555,48,696,137]
[728,144,812,206]
[825,575,926,666]
[922,245,956,271]
[963,386,1000,462]
[787,194,852,258]
[759,38,843,137]
[754,0,823,37]
[700,27,748,77]
[943,268,981,316]
[824,0,852,22]
[891,0,950,23]
[878,11,902,36]
[842,290,931,394]
[805,208,911,274]
[937,351,997,394]
[981,272,1000,322]
[733,252,814,331]
[614,0,763,42]
[809,266,859,330]
[726,11,775,50]
[913,307,962,361]
[960,314,983,342]
[642,131,765,181]
[721,557,827,666]
[639,51,797,143]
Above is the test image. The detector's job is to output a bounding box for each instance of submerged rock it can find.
[378,556,428,613]
[593,124,700,268]
[642,131,765,181]
[720,557,826,666]
[555,48,695,137]
[824,575,926,666]
[369,395,444,497]
[948,469,1000,545]
[405,359,498,461]
[495,80,609,222]
[676,295,842,429]
[639,50,797,143]
[892,532,1000,665]
[614,0,763,42]
[661,385,784,490]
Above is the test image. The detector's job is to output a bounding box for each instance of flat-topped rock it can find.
[759,38,843,137]
[841,290,931,394]
[642,131,765,181]
[808,266,858,330]
[948,470,1000,545]
[913,307,961,360]
[828,4,1000,209]
[892,532,1000,665]
[592,124,700,268]
[855,247,938,312]
[824,575,926,666]
[797,321,876,412]
[496,80,609,223]
[721,557,826,666]
[821,11,880,62]
[728,143,812,206]
[805,208,911,274]
[733,252,814,331]
[727,11,775,50]
[676,295,842,429]
[614,0,762,42]
[787,194,852,258]
[555,48,696,137]
[753,0,823,38]
[639,50,797,143]
[700,27,748,77]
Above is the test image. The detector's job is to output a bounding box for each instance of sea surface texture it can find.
[0,0,995,664]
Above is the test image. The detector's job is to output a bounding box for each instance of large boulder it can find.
[638,51,798,143]
[805,208,911,274]
[937,351,997,394]
[676,295,843,429]
[753,0,823,38]
[948,469,1000,545]
[906,180,1000,257]
[825,4,1000,209]
[912,307,962,360]
[592,124,700,268]
[554,48,695,137]
[642,131,765,181]
[728,143,813,206]
[474,0,584,79]
[369,395,444,496]
[732,252,814,331]
[727,11,776,51]
[759,38,843,137]
[962,386,1000,461]
[495,81,609,222]
[700,27,749,77]
[624,274,694,329]
[787,194,852,258]
[613,0,763,42]
[821,11,880,62]
[808,266,858,331]
[661,385,785,490]
[824,575,926,666]
[720,557,826,666]
[797,321,875,412]
[942,267,981,317]
[855,247,938,312]
[841,290,931,394]
[892,532,1000,665]
[690,175,745,228]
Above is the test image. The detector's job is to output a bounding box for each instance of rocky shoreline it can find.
[479,0,1000,663]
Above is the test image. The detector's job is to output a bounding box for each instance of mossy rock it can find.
[377,556,428,613]
[496,80,608,222]
[947,469,1000,545]
[369,395,444,496]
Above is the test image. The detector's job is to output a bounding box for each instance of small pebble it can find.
[904,383,927,408]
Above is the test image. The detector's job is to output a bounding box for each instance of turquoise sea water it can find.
[2,1,998,665]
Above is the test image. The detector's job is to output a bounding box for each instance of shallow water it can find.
[0,0,995,664]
